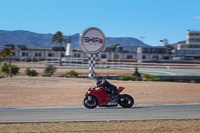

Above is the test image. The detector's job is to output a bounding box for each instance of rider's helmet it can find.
[95,76,105,86]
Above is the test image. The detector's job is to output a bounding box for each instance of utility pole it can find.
[140,36,145,44]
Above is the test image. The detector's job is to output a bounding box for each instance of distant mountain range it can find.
[0,30,150,49]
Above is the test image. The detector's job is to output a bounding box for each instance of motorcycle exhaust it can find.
[107,100,118,106]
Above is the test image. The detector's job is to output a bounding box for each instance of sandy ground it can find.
[0,68,200,108]
[0,68,200,132]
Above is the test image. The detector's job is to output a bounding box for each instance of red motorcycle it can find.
[83,86,134,109]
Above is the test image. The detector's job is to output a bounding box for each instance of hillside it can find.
[0,30,150,49]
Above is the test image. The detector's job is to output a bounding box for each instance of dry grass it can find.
[0,120,200,133]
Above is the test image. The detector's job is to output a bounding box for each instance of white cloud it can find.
[194,16,200,19]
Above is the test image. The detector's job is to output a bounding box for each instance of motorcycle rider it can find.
[94,76,119,99]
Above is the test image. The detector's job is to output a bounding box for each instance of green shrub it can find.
[132,66,142,80]
[133,66,141,77]
[147,77,161,81]
[12,65,20,76]
[64,70,78,78]
[0,62,9,75]
[106,75,112,79]
[142,74,161,81]
[119,76,136,81]
[0,62,20,77]
[43,65,57,77]
[25,68,38,77]
[142,74,153,81]
[119,76,129,81]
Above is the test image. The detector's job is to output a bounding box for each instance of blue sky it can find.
[0,0,200,46]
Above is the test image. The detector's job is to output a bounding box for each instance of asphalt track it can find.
[132,68,200,76]
[0,103,200,123]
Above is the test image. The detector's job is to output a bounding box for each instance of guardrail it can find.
[155,76,200,83]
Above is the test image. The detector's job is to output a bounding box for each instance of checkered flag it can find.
[88,54,96,78]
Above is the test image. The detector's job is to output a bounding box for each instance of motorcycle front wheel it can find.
[83,95,98,109]
[118,94,134,108]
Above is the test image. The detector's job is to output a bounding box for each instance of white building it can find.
[99,46,170,61]
[175,30,200,60]
[9,45,170,64]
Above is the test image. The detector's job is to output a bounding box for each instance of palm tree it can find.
[52,31,67,66]
[1,47,13,77]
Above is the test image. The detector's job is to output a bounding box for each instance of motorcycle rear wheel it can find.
[83,95,98,109]
[118,94,134,108]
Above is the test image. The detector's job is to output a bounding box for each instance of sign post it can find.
[79,27,106,78]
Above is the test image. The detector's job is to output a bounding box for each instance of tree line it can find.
[0,31,67,78]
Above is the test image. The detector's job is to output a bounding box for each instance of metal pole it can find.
[88,54,96,78]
